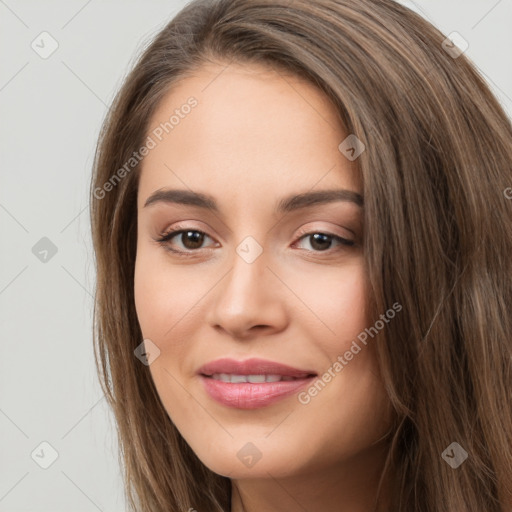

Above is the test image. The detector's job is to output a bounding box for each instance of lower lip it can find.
[199,375,316,409]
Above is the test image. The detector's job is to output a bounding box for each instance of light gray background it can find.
[1,1,510,510]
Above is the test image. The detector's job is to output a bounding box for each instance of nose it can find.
[206,244,289,340]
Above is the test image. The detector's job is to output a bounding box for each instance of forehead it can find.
[137,61,361,208]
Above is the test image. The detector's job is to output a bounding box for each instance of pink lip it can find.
[197,357,317,409]
[200,376,316,409]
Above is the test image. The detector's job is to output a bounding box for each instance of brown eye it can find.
[177,230,206,250]
[295,232,355,252]
[156,229,216,252]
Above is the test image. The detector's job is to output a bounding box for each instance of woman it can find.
[89,0,512,511]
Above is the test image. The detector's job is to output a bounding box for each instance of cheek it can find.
[133,247,213,401]
[133,252,201,420]
[282,258,369,349]
[327,266,368,337]
[284,261,391,441]
[133,247,202,341]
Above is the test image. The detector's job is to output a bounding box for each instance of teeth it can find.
[210,373,297,383]
[247,374,266,383]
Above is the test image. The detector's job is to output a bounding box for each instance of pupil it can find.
[311,233,331,251]
[183,231,203,249]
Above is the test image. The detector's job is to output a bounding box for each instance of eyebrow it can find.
[143,188,364,213]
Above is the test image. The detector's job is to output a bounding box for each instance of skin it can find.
[134,61,394,512]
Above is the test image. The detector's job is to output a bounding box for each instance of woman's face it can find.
[134,61,392,479]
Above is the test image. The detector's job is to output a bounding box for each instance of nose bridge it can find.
[223,236,271,309]
[208,234,286,336]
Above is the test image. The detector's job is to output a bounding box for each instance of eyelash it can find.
[154,225,356,257]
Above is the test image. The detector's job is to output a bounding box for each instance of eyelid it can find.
[294,224,355,242]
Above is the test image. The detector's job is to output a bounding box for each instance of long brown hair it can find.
[89,0,512,510]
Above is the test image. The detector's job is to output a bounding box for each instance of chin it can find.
[188,435,316,480]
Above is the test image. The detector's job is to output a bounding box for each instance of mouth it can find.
[197,358,318,409]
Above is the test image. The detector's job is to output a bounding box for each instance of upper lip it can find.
[198,358,317,378]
